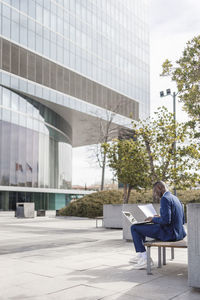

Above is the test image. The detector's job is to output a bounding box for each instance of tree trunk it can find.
[127,185,132,203]
[100,152,106,191]
[123,184,128,204]
[143,138,157,183]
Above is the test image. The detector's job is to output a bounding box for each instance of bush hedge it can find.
[58,189,200,218]
[59,190,123,218]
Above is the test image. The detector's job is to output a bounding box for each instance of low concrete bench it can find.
[144,239,187,275]
[96,216,104,228]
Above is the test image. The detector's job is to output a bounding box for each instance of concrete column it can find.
[187,203,200,288]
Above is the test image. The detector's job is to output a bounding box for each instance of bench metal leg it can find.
[158,247,162,268]
[163,247,166,265]
[171,248,174,260]
[147,246,152,275]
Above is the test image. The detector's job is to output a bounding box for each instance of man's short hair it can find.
[153,181,168,190]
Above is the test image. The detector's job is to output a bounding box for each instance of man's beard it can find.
[153,193,160,203]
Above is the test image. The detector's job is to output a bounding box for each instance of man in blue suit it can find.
[130,181,186,269]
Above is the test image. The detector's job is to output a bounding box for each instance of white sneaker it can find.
[132,257,154,270]
[129,254,141,264]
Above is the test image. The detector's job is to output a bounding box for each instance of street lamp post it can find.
[160,89,178,196]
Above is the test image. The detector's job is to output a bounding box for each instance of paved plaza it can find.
[0,214,199,300]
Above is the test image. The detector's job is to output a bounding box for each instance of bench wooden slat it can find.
[144,240,187,248]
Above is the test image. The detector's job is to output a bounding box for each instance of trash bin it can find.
[37,210,46,217]
[16,204,24,218]
[16,203,35,218]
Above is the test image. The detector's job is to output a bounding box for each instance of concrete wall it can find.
[187,203,200,288]
[0,211,15,217]
[122,204,160,240]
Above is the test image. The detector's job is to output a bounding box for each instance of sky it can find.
[72,0,200,186]
[149,0,200,117]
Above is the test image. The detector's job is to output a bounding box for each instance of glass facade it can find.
[0,0,150,210]
[0,190,84,211]
[0,86,72,189]
[0,0,150,118]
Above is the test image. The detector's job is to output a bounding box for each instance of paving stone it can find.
[172,289,200,300]
[0,215,190,300]
[45,284,116,300]
[101,292,150,300]
[125,270,189,299]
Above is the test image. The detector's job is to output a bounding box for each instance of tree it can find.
[161,35,200,124]
[93,110,118,191]
[104,107,200,203]
[132,107,200,196]
[90,103,130,191]
[102,138,151,203]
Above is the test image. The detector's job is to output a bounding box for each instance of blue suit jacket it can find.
[152,191,186,241]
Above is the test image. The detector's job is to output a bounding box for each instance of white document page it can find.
[138,204,157,218]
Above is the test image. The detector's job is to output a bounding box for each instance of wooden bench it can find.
[96,216,104,228]
[144,239,188,275]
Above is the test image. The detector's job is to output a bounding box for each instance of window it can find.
[36,4,43,23]
[2,17,11,39]
[11,21,19,43]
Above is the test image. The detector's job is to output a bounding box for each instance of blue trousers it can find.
[131,224,161,252]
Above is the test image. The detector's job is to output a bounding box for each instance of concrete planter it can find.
[122,203,160,240]
[46,210,56,217]
[187,203,200,288]
[103,204,123,228]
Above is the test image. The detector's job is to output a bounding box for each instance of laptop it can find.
[122,211,152,225]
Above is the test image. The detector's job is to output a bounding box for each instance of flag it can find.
[15,163,23,172]
[26,162,32,172]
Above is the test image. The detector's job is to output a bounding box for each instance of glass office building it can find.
[0,0,150,210]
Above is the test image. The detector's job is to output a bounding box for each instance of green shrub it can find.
[58,189,200,218]
[59,190,123,218]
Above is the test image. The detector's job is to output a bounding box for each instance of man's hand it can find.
[145,217,153,222]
